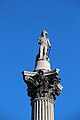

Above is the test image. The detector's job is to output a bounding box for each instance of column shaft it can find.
[31,98,54,120]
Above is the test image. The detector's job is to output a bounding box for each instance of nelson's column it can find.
[22,30,63,120]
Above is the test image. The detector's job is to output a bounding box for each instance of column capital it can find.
[22,69,63,101]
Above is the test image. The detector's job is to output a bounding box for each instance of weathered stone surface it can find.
[35,59,51,71]
[22,69,62,100]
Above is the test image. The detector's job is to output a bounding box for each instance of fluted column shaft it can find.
[31,97,54,120]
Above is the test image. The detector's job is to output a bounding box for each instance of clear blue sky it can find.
[0,0,80,120]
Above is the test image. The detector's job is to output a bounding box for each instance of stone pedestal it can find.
[35,59,51,71]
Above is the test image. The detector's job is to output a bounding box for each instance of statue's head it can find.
[41,30,48,37]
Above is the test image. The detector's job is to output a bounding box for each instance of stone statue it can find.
[38,30,52,59]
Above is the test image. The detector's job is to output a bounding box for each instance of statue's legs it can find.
[44,46,48,59]
[39,45,48,59]
[40,45,44,59]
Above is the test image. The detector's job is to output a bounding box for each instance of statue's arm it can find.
[38,38,42,44]
[48,39,52,48]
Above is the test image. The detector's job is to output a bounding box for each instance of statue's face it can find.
[42,30,48,36]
